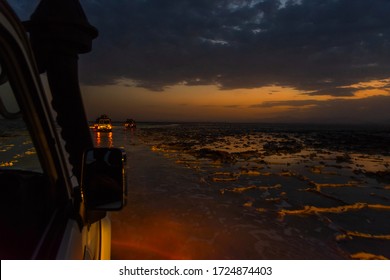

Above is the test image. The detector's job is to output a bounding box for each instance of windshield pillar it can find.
[26,0,98,180]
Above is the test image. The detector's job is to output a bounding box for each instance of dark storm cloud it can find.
[9,0,390,95]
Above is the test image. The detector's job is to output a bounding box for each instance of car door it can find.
[0,0,101,260]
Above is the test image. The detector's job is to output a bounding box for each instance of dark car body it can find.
[0,0,126,259]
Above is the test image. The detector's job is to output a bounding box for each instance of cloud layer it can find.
[9,0,390,96]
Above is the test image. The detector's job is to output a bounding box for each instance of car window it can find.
[0,64,42,173]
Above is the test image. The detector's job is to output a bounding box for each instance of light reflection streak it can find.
[94,131,113,147]
[278,203,390,217]
[336,231,390,241]
[350,252,388,260]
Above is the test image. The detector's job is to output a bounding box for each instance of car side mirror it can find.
[81,148,127,211]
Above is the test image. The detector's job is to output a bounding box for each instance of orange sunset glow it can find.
[81,78,390,123]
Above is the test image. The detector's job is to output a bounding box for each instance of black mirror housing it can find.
[81,147,127,211]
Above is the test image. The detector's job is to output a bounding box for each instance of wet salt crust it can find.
[97,123,390,259]
[0,120,41,171]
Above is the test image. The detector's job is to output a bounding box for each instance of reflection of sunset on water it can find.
[88,123,390,260]
[86,124,390,259]
[110,195,328,260]
[111,213,203,260]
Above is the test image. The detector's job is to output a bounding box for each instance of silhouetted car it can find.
[0,0,126,259]
[124,118,136,129]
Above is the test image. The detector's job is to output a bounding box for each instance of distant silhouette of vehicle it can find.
[124,118,136,129]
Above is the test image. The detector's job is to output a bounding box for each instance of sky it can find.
[8,0,390,123]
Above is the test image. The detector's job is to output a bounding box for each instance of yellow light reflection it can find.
[94,131,113,147]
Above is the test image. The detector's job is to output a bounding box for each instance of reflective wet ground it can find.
[95,123,390,259]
